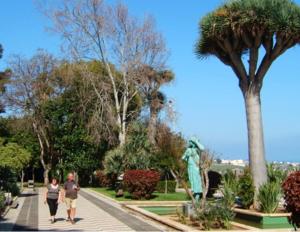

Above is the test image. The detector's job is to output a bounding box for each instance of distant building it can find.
[221,159,246,167]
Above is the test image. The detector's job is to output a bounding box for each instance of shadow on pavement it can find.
[18,192,38,198]
[0,220,35,231]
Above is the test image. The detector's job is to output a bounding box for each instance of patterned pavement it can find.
[0,188,162,231]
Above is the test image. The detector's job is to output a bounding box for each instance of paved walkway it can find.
[0,188,162,231]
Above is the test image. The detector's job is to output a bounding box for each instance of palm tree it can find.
[196,0,300,204]
[138,66,174,144]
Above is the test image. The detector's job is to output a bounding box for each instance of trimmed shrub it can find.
[258,181,281,213]
[237,169,254,209]
[123,170,160,200]
[282,171,300,229]
[156,180,176,193]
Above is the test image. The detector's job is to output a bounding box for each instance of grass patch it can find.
[90,187,189,201]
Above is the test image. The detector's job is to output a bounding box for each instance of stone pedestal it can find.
[183,202,195,217]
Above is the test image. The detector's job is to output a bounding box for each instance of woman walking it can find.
[44,178,61,223]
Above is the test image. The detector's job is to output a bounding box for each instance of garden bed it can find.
[233,208,292,229]
[89,187,189,202]
[125,205,251,231]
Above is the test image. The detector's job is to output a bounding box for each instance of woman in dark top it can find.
[44,178,62,223]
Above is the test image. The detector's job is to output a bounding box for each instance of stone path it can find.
[0,188,162,231]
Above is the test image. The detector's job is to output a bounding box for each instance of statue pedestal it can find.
[183,202,195,217]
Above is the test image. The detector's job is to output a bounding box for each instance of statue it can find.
[182,137,205,202]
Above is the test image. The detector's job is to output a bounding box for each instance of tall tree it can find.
[196,0,300,203]
[42,77,104,184]
[138,66,174,144]
[46,0,168,145]
[5,50,61,185]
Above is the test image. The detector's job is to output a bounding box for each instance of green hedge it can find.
[156,180,176,193]
[0,191,5,213]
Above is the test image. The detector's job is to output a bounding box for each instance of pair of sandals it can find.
[66,217,76,224]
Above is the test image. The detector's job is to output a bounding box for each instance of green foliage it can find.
[103,148,124,177]
[195,202,235,230]
[237,169,255,209]
[197,0,300,57]
[124,122,154,170]
[0,191,5,213]
[154,123,186,177]
[156,180,176,193]
[222,169,238,208]
[43,82,102,176]
[0,167,20,196]
[104,122,155,177]
[0,142,31,172]
[267,163,287,184]
[258,181,281,213]
[91,187,188,201]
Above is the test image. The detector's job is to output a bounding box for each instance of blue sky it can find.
[0,0,299,161]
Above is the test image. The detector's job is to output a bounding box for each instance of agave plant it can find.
[258,181,281,213]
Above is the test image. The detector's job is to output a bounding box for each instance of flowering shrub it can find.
[282,171,300,229]
[123,170,160,199]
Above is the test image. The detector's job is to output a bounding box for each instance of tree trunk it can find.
[44,168,50,186]
[165,177,168,194]
[244,91,267,207]
[21,170,24,190]
[201,169,209,208]
[118,131,126,146]
[32,167,35,183]
[148,105,158,144]
[170,169,180,191]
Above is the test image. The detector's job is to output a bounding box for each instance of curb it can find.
[123,204,195,231]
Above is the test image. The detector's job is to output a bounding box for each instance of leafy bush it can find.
[282,171,300,229]
[123,170,160,200]
[124,123,154,170]
[267,163,287,184]
[222,180,236,209]
[223,169,239,194]
[156,180,176,193]
[0,167,20,196]
[222,169,238,208]
[258,181,281,213]
[195,202,235,230]
[104,147,124,177]
[0,191,5,214]
[9,184,20,197]
[237,169,254,209]
[104,123,156,182]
